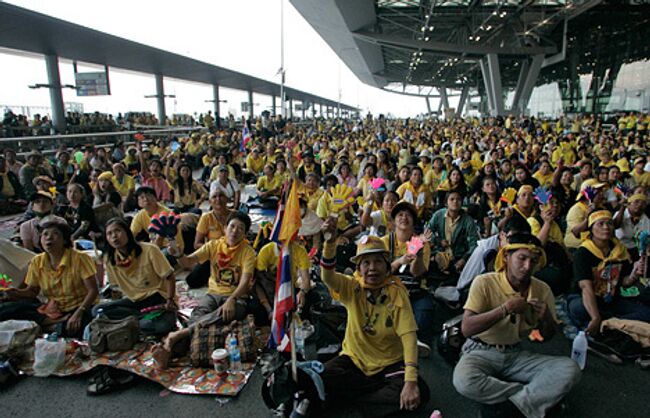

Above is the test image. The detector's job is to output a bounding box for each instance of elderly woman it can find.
[0,217,98,337]
[567,210,650,334]
[317,218,429,417]
[185,188,232,288]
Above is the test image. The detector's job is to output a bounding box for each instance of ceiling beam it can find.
[352,30,556,57]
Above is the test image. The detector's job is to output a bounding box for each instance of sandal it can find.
[87,367,135,396]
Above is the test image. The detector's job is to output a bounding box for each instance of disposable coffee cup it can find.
[211,348,229,376]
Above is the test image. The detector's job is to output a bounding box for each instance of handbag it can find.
[189,318,259,368]
[89,316,140,354]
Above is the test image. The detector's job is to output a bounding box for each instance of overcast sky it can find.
[0,0,436,118]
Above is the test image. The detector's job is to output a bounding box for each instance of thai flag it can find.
[270,244,294,351]
[241,123,252,153]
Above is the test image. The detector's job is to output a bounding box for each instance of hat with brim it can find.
[576,179,606,201]
[30,190,54,203]
[350,235,390,265]
[391,201,418,222]
[32,175,55,187]
[419,149,432,160]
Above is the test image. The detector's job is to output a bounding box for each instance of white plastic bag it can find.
[0,320,40,356]
[33,338,66,377]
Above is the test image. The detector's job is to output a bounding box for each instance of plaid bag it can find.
[189,317,259,368]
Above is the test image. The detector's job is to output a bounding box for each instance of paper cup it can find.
[211,348,229,376]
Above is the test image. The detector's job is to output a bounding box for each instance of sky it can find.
[0,0,434,119]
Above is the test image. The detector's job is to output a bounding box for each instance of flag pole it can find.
[279,0,285,120]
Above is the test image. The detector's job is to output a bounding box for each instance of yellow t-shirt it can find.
[25,248,96,312]
[381,234,431,271]
[105,243,174,301]
[1,172,15,197]
[130,203,185,252]
[256,175,283,194]
[256,242,310,287]
[202,155,216,168]
[297,184,324,212]
[316,193,352,231]
[464,271,558,345]
[209,165,236,181]
[196,211,226,242]
[191,238,256,296]
[246,155,265,175]
[185,141,203,156]
[112,175,135,198]
[532,171,553,187]
[632,170,650,188]
[322,270,416,377]
[564,201,589,249]
[396,182,431,216]
[528,217,563,245]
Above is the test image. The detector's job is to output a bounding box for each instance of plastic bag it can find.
[33,338,66,377]
[0,320,40,357]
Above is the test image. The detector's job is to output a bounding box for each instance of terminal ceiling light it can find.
[429,26,434,31]
[425,37,430,41]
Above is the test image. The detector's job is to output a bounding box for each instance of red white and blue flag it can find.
[241,123,252,153]
[269,181,302,351]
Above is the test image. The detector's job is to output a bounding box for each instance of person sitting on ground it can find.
[254,238,312,324]
[316,220,430,417]
[0,217,98,338]
[19,150,49,196]
[93,218,177,336]
[172,163,206,214]
[567,210,650,334]
[185,188,232,289]
[20,191,62,252]
[381,201,434,354]
[153,212,255,368]
[316,174,361,242]
[209,164,241,209]
[130,186,185,264]
[256,163,283,200]
[613,192,650,259]
[564,179,606,253]
[296,150,322,182]
[453,233,581,418]
[0,154,26,215]
[141,159,172,203]
[55,183,100,241]
[426,190,479,283]
[360,190,398,237]
[111,162,136,210]
[498,185,536,230]
[396,166,431,219]
[297,172,324,213]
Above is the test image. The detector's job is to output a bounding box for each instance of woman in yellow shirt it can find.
[172,163,206,213]
[94,218,177,336]
[256,163,283,199]
[396,167,431,219]
[317,221,429,416]
[532,160,554,187]
[0,217,98,338]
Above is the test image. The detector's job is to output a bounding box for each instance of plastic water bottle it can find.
[290,398,310,418]
[430,410,443,418]
[294,320,314,358]
[227,334,241,371]
[571,331,588,370]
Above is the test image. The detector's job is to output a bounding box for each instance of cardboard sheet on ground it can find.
[52,341,254,396]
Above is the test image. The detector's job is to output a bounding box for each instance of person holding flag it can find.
[311,216,430,416]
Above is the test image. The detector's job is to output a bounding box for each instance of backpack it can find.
[437,314,466,365]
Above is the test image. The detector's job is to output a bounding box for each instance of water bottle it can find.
[430,410,443,418]
[571,331,588,370]
[290,398,310,418]
[227,334,241,371]
[294,320,314,358]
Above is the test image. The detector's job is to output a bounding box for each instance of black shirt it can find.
[572,244,632,302]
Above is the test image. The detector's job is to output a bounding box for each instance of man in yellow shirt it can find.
[245,148,265,177]
[453,234,580,418]
[631,157,650,187]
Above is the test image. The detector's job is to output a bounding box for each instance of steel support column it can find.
[154,73,166,125]
[289,99,293,119]
[456,86,469,117]
[511,60,530,114]
[44,54,66,133]
[440,88,449,111]
[212,84,221,121]
[479,58,495,116]
[319,103,323,117]
[302,103,306,120]
[486,53,505,116]
[425,97,432,116]
[248,90,254,120]
[518,54,544,115]
[272,95,277,116]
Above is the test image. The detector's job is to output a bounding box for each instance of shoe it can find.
[417,340,431,358]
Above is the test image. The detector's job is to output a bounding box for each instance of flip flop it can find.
[87,367,134,396]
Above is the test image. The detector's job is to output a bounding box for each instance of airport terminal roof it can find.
[0,2,357,111]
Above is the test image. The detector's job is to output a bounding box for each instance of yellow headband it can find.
[588,210,612,228]
[495,243,546,273]
[517,185,533,196]
[98,171,114,181]
[628,194,648,204]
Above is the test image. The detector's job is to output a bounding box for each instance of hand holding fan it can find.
[533,186,552,209]
[581,186,597,203]
[614,182,630,197]
[149,211,182,253]
[406,236,424,256]
[325,184,355,240]
[499,188,517,206]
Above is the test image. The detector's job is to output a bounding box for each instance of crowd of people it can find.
[0,110,649,417]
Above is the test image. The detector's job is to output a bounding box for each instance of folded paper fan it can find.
[533,186,552,206]
[499,188,517,205]
[369,178,386,190]
[406,236,424,255]
[614,182,629,197]
[330,184,355,213]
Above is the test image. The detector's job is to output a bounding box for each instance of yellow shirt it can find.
[396,182,430,216]
[209,165,236,181]
[532,171,553,187]
[130,203,185,252]
[298,184,324,212]
[564,201,589,249]
[321,267,417,378]
[464,271,558,345]
[105,243,174,301]
[173,181,205,207]
[316,193,353,231]
[196,210,226,242]
[1,172,15,197]
[256,241,310,287]
[202,155,216,168]
[256,175,283,194]
[192,237,256,296]
[424,169,445,191]
[528,217,563,245]
[112,174,135,198]
[25,248,96,312]
[185,141,203,156]
[381,234,431,271]
[632,170,650,188]
[246,155,265,175]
